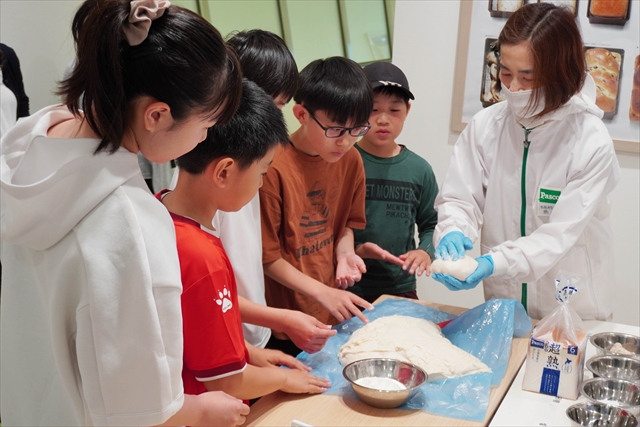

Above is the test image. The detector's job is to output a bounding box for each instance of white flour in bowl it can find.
[354,377,406,390]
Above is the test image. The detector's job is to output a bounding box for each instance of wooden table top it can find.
[243,297,530,427]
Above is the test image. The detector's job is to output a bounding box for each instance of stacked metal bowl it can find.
[579,378,640,416]
[566,402,637,426]
[587,355,640,384]
[590,333,640,360]
[567,332,640,426]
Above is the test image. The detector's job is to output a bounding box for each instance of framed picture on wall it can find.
[450,0,640,153]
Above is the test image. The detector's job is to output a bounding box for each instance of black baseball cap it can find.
[363,61,415,100]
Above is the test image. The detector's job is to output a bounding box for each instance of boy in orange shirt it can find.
[260,57,402,356]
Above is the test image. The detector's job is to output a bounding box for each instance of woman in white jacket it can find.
[0,1,248,425]
[433,2,620,321]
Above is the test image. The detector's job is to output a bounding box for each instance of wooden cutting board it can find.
[243,296,530,427]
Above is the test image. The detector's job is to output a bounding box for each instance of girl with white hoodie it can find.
[432,3,620,321]
[0,1,248,425]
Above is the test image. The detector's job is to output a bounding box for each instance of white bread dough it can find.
[430,256,479,281]
[338,315,491,382]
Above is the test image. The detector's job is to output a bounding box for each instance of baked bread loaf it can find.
[496,0,522,12]
[586,48,620,114]
[540,0,577,14]
[590,0,628,18]
[630,55,640,121]
[482,50,506,104]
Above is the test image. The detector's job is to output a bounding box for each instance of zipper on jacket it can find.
[519,125,534,313]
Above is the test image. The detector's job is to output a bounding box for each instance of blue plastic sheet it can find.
[297,298,532,421]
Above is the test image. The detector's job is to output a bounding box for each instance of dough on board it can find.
[430,256,479,281]
[338,315,491,382]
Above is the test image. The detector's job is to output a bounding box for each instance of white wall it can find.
[0,1,81,112]
[393,0,640,326]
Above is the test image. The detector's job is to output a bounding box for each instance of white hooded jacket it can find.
[434,77,621,321]
[1,105,184,426]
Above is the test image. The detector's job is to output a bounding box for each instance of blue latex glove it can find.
[435,231,473,261]
[432,255,494,291]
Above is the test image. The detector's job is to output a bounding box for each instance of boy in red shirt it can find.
[159,80,330,400]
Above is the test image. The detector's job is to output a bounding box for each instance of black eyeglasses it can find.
[307,110,370,138]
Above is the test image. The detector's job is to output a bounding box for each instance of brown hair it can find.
[58,0,242,154]
[496,2,585,118]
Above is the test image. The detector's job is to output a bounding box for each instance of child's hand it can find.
[335,253,367,289]
[193,390,250,426]
[355,242,404,266]
[399,249,432,276]
[316,287,373,324]
[280,310,337,354]
[249,346,311,372]
[281,369,331,394]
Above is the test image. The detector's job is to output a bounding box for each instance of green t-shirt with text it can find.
[352,144,438,296]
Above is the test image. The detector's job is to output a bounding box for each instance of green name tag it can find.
[539,188,561,204]
[538,187,562,217]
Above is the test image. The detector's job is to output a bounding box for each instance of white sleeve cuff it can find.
[490,251,509,276]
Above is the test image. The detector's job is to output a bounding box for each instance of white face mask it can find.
[502,85,545,123]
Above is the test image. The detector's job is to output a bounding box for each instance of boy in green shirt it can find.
[352,62,439,303]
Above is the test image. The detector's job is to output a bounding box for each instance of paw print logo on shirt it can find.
[215,287,233,313]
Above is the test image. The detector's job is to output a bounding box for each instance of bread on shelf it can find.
[589,0,629,18]
[482,50,505,105]
[496,0,522,12]
[585,47,621,116]
[630,55,640,121]
[539,0,577,15]
[488,0,523,17]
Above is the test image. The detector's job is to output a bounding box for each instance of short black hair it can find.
[294,56,373,126]
[373,86,411,106]
[177,79,289,175]
[227,30,298,102]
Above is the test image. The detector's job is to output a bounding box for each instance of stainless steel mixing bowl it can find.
[342,358,428,409]
[586,355,640,384]
[566,402,638,426]
[580,377,640,416]
[590,332,640,360]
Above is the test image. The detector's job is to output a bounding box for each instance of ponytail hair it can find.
[58,0,242,153]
